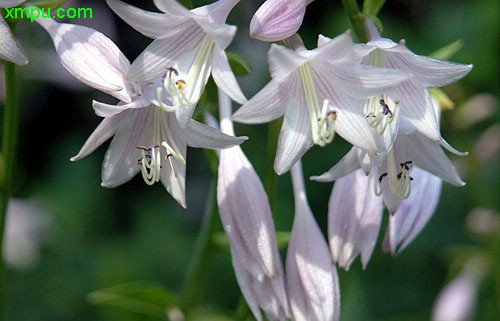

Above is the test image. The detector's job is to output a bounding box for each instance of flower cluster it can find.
[2,0,473,320]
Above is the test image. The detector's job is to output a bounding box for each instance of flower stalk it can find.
[0,60,19,321]
[341,0,369,42]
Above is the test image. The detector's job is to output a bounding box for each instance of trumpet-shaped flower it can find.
[250,0,314,42]
[106,0,247,127]
[352,21,472,151]
[232,32,410,174]
[287,161,340,321]
[36,17,246,207]
[217,90,289,320]
[0,0,28,65]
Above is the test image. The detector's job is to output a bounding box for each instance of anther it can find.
[379,173,388,183]
[379,98,393,118]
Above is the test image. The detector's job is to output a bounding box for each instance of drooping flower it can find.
[106,0,247,127]
[217,89,289,320]
[250,0,314,42]
[351,20,472,152]
[431,257,486,321]
[36,17,246,208]
[287,160,340,321]
[0,0,29,65]
[232,32,409,174]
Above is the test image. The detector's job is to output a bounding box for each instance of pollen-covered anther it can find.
[364,95,399,134]
[374,151,414,199]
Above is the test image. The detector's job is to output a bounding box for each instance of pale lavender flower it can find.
[3,199,49,270]
[0,0,28,65]
[250,0,314,42]
[287,160,340,321]
[217,89,289,320]
[432,258,486,321]
[36,17,246,208]
[233,32,409,174]
[106,0,247,127]
[349,21,472,153]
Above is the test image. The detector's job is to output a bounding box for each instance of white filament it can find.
[298,63,337,147]
[364,95,399,134]
[374,150,413,199]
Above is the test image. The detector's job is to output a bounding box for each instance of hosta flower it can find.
[0,0,28,65]
[250,0,314,42]
[287,161,340,321]
[432,258,486,321]
[217,89,289,321]
[36,17,246,207]
[232,32,409,174]
[351,22,472,152]
[106,0,247,127]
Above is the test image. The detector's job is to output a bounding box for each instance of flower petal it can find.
[35,17,132,102]
[153,0,190,16]
[383,167,442,255]
[197,20,237,50]
[106,0,188,39]
[401,132,465,186]
[0,15,28,65]
[268,43,308,80]
[310,147,361,182]
[92,99,149,118]
[70,112,126,161]
[389,51,472,88]
[212,48,247,104]
[274,99,313,175]
[0,0,25,8]
[192,0,241,24]
[249,0,313,42]
[329,169,383,270]
[101,109,150,187]
[287,161,341,321]
[232,74,295,124]
[186,119,247,149]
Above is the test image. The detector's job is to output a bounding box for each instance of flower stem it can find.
[265,118,282,211]
[0,61,19,321]
[341,0,369,43]
[180,177,218,308]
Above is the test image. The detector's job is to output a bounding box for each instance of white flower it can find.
[232,32,409,174]
[287,160,340,321]
[3,199,49,270]
[351,21,472,153]
[0,0,28,65]
[217,89,289,321]
[106,0,247,127]
[432,258,486,321]
[250,0,314,42]
[35,17,247,208]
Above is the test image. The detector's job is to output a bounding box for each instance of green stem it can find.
[265,118,282,211]
[0,61,19,321]
[180,177,218,308]
[233,296,250,321]
[341,0,369,43]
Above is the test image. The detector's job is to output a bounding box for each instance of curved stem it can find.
[0,61,19,321]
[341,0,369,43]
[265,118,282,211]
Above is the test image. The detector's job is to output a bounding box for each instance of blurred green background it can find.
[3,0,499,320]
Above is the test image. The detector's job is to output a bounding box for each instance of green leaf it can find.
[227,52,252,77]
[430,40,464,60]
[429,88,455,110]
[0,153,4,187]
[87,281,180,319]
[25,0,68,10]
[362,0,386,16]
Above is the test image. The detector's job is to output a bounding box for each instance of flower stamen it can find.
[364,95,399,134]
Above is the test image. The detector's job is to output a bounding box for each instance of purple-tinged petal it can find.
[0,15,28,65]
[192,0,241,24]
[0,0,25,8]
[92,99,149,118]
[232,74,296,124]
[153,0,190,16]
[287,161,341,321]
[35,17,132,102]
[185,119,247,149]
[310,147,361,182]
[106,0,188,39]
[211,48,247,104]
[250,0,314,42]
[382,167,442,255]
[274,95,313,175]
[268,43,308,80]
[329,169,383,270]
[70,111,127,161]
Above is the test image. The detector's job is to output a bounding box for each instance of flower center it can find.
[364,95,399,134]
[137,108,185,185]
[156,36,214,112]
[375,150,413,199]
[298,63,337,147]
